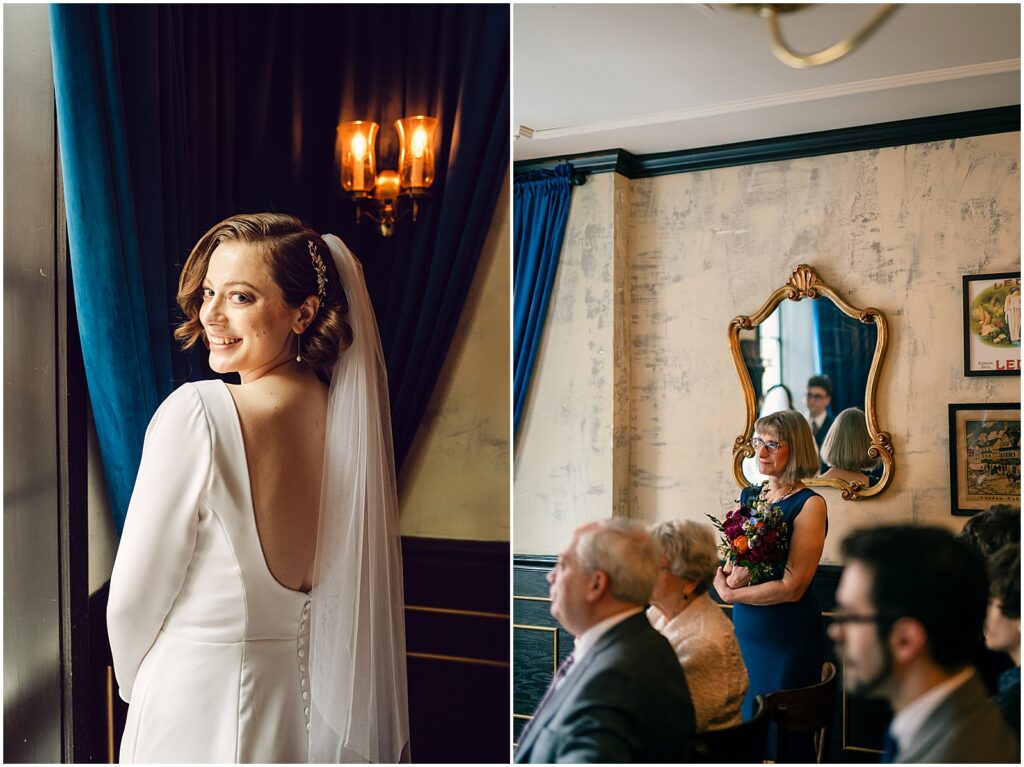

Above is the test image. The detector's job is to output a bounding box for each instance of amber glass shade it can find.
[395,116,438,191]
[337,121,379,194]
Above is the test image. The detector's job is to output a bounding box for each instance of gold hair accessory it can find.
[308,240,328,302]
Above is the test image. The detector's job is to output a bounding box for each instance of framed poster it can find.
[948,403,1021,516]
[963,272,1021,376]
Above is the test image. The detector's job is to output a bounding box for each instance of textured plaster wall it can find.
[515,133,1020,561]
[514,173,619,552]
[399,169,511,541]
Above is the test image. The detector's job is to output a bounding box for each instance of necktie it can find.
[518,653,576,745]
[812,420,821,437]
[879,728,898,763]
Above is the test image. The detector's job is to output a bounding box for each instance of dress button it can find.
[300,664,307,673]
[300,678,307,688]
[298,648,306,658]
[304,707,310,716]
[302,691,309,701]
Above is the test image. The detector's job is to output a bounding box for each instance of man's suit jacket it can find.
[897,672,1019,763]
[514,612,696,764]
[813,411,835,450]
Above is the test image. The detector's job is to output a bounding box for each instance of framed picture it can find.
[962,272,1021,376]
[948,403,1021,516]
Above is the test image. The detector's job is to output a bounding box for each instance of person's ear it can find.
[586,570,609,603]
[888,617,927,664]
[293,296,321,334]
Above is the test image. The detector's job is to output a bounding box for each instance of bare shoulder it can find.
[228,375,328,431]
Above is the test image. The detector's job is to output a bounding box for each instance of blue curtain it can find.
[50,5,508,532]
[50,6,177,534]
[814,299,877,414]
[513,165,574,434]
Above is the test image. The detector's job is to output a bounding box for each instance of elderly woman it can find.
[819,407,880,486]
[648,520,748,732]
[713,410,827,758]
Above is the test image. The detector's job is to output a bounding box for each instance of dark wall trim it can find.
[513,105,1021,181]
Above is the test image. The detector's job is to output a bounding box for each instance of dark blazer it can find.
[514,612,695,764]
[813,411,835,450]
[896,672,1020,763]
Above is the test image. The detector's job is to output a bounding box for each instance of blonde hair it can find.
[754,409,820,485]
[649,520,719,596]
[576,519,659,606]
[820,408,879,471]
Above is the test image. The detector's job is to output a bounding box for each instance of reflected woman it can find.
[819,407,880,487]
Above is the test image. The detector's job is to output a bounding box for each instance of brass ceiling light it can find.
[731,4,900,69]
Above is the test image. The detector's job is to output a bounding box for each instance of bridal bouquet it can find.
[706,494,789,584]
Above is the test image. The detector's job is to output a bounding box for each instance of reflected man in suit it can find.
[829,526,1019,763]
[514,518,695,763]
[805,374,834,449]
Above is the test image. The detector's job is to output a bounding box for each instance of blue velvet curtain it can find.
[814,299,877,414]
[513,165,574,434]
[50,6,178,533]
[50,5,508,532]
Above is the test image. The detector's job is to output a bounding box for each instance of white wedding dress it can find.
[108,379,313,763]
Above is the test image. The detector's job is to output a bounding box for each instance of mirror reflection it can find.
[740,299,878,486]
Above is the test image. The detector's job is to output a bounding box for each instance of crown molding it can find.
[513,106,1020,180]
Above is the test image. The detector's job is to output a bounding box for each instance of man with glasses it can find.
[829,526,1018,763]
[805,374,834,449]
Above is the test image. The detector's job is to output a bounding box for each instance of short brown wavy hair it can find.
[175,213,353,373]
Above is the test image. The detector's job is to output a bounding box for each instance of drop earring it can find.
[295,333,302,363]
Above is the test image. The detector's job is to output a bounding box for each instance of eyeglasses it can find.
[806,392,827,400]
[752,436,786,452]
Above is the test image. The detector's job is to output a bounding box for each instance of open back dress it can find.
[108,380,312,763]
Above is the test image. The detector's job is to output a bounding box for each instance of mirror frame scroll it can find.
[729,264,894,500]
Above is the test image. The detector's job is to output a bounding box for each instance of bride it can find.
[107,213,410,763]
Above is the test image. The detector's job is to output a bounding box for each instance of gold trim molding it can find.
[729,264,894,500]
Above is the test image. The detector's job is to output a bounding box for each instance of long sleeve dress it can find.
[108,380,312,763]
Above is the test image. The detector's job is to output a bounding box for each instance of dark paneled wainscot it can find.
[514,556,892,762]
[88,537,509,764]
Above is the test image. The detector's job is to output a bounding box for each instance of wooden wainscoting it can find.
[513,556,891,763]
[88,537,509,764]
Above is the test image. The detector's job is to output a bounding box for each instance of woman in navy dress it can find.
[713,410,827,757]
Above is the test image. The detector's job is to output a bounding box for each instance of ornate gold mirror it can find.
[729,264,894,500]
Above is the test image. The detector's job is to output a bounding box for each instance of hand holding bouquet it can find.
[707,493,789,585]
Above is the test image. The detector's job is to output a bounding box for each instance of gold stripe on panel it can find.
[514,595,551,602]
[406,650,509,669]
[106,665,115,763]
[405,604,508,620]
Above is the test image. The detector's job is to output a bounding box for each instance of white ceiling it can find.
[513,3,1021,161]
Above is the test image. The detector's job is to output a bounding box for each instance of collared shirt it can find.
[809,412,826,433]
[889,666,975,757]
[570,607,644,670]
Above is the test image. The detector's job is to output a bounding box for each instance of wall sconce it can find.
[337,116,439,237]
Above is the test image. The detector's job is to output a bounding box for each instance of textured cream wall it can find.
[513,173,618,551]
[514,133,1020,561]
[399,169,511,541]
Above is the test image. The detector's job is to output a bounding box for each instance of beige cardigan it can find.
[647,594,748,732]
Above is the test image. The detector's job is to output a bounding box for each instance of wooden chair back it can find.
[687,695,771,763]
[764,661,838,763]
